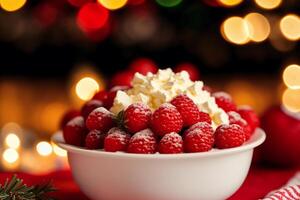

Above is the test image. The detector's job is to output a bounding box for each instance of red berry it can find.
[215,124,246,149]
[92,90,108,102]
[213,92,237,112]
[124,103,152,133]
[63,116,87,146]
[238,106,260,133]
[129,58,158,75]
[150,103,183,136]
[127,129,157,154]
[104,86,129,109]
[184,122,214,138]
[110,71,134,87]
[203,85,213,93]
[158,132,183,154]
[174,62,200,81]
[184,125,214,153]
[171,94,203,127]
[104,128,130,152]
[228,111,252,140]
[81,100,104,119]
[86,107,115,132]
[85,130,105,149]
[60,109,81,128]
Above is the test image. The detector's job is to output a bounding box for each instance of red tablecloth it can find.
[0,166,298,200]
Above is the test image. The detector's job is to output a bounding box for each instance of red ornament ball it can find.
[129,58,158,75]
[174,62,200,81]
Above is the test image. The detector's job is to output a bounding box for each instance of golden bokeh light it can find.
[75,77,99,101]
[280,14,300,41]
[3,148,19,163]
[36,141,53,156]
[52,143,67,157]
[282,88,300,112]
[283,64,300,90]
[254,0,282,10]
[221,16,250,45]
[5,133,20,149]
[98,0,127,10]
[0,0,26,12]
[244,13,270,42]
[218,0,243,7]
[1,122,22,135]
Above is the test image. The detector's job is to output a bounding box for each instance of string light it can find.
[52,143,67,157]
[36,141,53,156]
[5,133,20,149]
[283,64,300,89]
[3,148,19,163]
[77,3,109,32]
[156,0,182,7]
[282,88,300,113]
[0,0,26,12]
[254,0,282,10]
[244,13,270,42]
[280,14,300,41]
[75,77,99,101]
[218,0,243,7]
[98,0,127,10]
[221,16,250,45]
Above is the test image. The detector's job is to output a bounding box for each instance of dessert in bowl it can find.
[53,68,266,200]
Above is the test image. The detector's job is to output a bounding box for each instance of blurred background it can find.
[0,0,300,173]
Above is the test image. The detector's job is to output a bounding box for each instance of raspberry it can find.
[203,85,213,93]
[86,107,115,132]
[212,92,237,112]
[123,103,152,133]
[85,130,105,149]
[104,86,129,109]
[238,106,260,133]
[60,109,81,128]
[184,126,214,153]
[63,116,87,146]
[150,103,183,136]
[184,122,214,138]
[110,71,134,87]
[129,58,158,75]
[81,100,104,119]
[174,62,200,81]
[104,128,130,152]
[215,124,246,149]
[92,90,108,102]
[198,112,212,125]
[127,129,157,154]
[171,94,203,127]
[158,132,183,154]
[228,111,252,140]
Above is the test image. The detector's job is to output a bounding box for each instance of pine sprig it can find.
[0,175,56,200]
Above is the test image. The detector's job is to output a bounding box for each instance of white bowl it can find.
[52,129,265,200]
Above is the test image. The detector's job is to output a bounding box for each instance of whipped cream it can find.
[110,68,229,128]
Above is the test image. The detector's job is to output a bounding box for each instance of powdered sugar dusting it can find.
[130,129,155,141]
[92,107,113,117]
[67,116,85,127]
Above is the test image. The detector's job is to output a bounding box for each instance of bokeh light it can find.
[36,141,53,156]
[283,64,300,89]
[282,88,300,112]
[1,122,22,135]
[280,14,300,41]
[0,0,26,12]
[244,13,270,42]
[156,0,182,7]
[3,148,19,163]
[75,77,99,101]
[77,3,109,32]
[221,16,250,45]
[98,0,127,10]
[52,143,67,157]
[254,0,282,10]
[218,0,243,7]
[5,133,20,149]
